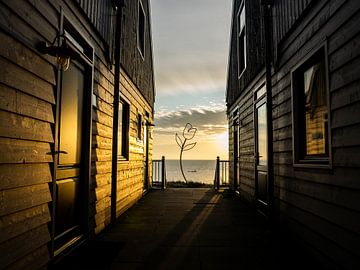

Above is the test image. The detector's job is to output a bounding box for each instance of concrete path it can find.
[52,188,320,269]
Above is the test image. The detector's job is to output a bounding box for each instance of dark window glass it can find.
[59,62,84,165]
[137,113,142,140]
[292,48,329,164]
[138,1,145,57]
[237,5,246,77]
[303,62,328,156]
[118,100,129,159]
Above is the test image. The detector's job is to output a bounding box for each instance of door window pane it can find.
[257,103,267,166]
[59,62,84,165]
[118,100,129,159]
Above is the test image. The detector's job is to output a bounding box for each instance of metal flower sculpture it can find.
[175,123,197,183]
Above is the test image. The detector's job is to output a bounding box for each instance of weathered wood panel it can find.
[226,0,265,105]
[228,0,360,268]
[0,137,53,164]
[273,0,314,46]
[74,0,113,47]
[271,1,360,268]
[120,0,155,105]
[0,204,51,243]
[0,163,51,190]
[5,245,49,270]
[0,183,51,217]
[0,84,54,123]
[0,57,55,104]
[0,31,55,85]
[0,110,54,143]
[276,201,359,269]
[0,225,50,269]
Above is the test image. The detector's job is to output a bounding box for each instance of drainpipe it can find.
[111,0,125,225]
[262,0,274,218]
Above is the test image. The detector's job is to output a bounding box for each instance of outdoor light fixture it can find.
[144,122,155,127]
[37,34,73,71]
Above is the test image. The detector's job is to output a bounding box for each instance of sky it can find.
[150,0,233,160]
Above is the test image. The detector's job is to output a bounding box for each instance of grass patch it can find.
[166,181,213,188]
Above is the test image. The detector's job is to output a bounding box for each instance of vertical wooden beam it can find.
[111,1,125,224]
[161,156,166,190]
[262,0,275,219]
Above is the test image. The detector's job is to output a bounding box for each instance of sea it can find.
[163,160,217,184]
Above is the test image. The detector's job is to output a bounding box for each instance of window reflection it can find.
[257,104,267,166]
[303,61,328,156]
[118,100,129,159]
[59,62,84,165]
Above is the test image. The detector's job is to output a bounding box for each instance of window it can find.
[237,3,246,77]
[118,99,129,160]
[292,47,330,166]
[137,113,142,140]
[137,0,145,58]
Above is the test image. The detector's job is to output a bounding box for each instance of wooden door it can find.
[54,60,86,253]
[255,97,269,213]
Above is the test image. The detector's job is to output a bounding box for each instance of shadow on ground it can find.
[50,188,322,270]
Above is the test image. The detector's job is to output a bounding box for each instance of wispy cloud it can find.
[155,105,227,136]
[151,0,232,96]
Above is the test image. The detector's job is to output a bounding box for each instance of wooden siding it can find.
[271,0,360,268]
[226,0,265,106]
[228,70,266,203]
[0,1,56,268]
[74,0,114,48]
[227,0,360,268]
[272,0,314,52]
[0,0,155,269]
[121,0,155,106]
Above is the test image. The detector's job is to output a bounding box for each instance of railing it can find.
[152,156,166,189]
[214,156,229,190]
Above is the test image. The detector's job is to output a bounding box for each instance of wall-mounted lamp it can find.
[144,122,155,127]
[37,35,72,71]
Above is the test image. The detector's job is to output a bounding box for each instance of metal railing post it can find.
[161,156,166,189]
[215,156,220,190]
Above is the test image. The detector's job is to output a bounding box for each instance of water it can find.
[163,160,216,184]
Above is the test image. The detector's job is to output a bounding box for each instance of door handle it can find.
[47,150,68,155]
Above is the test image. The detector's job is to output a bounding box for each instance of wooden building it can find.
[226,0,360,269]
[0,0,155,268]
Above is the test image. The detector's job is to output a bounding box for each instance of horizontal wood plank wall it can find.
[226,0,265,106]
[0,0,154,268]
[228,70,266,203]
[121,0,155,105]
[0,0,57,268]
[114,69,153,220]
[272,0,360,268]
[74,0,113,47]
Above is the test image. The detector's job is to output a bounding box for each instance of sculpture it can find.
[175,123,197,183]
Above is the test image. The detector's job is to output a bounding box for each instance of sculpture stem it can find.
[180,139,187,183]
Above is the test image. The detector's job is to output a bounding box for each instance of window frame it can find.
[137,113,142,140]
[117,98,130,161]
[137,0,146,59]
[237,1,246,78]
[291,44,332,169]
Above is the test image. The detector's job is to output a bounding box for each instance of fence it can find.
[152,156,166,189]
[152,156,229,190]
[214,156,229,190]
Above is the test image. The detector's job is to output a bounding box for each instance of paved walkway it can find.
[53,188,320,269]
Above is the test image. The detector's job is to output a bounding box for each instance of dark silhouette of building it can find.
[0,0,155,268]
[226,0,360,269]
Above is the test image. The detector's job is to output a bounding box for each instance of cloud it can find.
[151,0,233,96]
[154,105,228,136]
